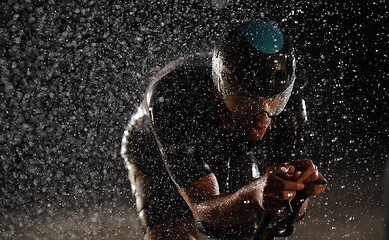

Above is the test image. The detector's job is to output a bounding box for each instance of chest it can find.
[195,128,268,193]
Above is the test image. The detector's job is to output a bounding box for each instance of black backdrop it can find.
[1,0,387,239]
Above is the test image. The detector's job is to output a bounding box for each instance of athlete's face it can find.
[224,94,282,141]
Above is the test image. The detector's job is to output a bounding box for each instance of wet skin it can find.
[147,93,328,239]
[223,94,282,141]
[221,93,328,200]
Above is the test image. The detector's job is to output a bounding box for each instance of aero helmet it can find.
[212,20,296,116]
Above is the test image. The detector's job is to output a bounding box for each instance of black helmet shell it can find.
[212,20,296,98]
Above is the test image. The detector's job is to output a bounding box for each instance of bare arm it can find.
[179,172,305,229]
[179,173,260,228]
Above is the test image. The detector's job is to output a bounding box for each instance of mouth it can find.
[251,125,267,136]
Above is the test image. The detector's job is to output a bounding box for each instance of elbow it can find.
[190,204,211,223]
[181,202,223,238]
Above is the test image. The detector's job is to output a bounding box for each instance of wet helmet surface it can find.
[212,20,296,116]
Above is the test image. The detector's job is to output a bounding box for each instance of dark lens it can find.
[273,70,286,85]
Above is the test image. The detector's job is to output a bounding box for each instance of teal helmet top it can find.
[238,20,284,54]
[212,20,296,103]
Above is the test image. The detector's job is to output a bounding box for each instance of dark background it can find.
[1,0,387,239]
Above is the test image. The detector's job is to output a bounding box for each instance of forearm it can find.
[179,174,264,229]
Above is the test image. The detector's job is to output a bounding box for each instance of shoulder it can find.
[154,66,211,100]
[121,106,155,161]
[145,53,213,108]
[146,55,214,118]
[143,54,216,143]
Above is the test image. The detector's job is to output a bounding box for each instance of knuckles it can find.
[304,159,315,170]
[260,160,326,208]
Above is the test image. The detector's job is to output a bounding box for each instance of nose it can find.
[255,111,271,126]
[259,98,272,113]
[253,98,273,116]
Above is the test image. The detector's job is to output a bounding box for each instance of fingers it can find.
[288,165,296,174]
[266,163,289,175]
[292,171,302,180]
[263,175,305,202]
[265,188,297,201]
[318,172,327,183]
[305,182,327,195]
[291,159,319,183]
[266,164,298,181]
[305,173,328,196]
[268,174,305,191]
[261,160,327,210]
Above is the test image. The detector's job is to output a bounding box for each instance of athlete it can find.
[121,20,327,240]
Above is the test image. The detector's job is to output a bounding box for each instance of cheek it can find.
[227,106,253,124]
[230,110,254,126]
[226,99,255,114]
[267,97,282,113]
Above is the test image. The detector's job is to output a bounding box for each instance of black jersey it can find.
[128,53,307,190]
[121,54,307,237]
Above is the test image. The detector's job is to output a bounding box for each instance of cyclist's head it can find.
[212,20,296,140]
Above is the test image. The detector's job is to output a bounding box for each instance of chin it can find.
[244,131,266,142]
[247,128,268,141]
[248,134,265,142]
